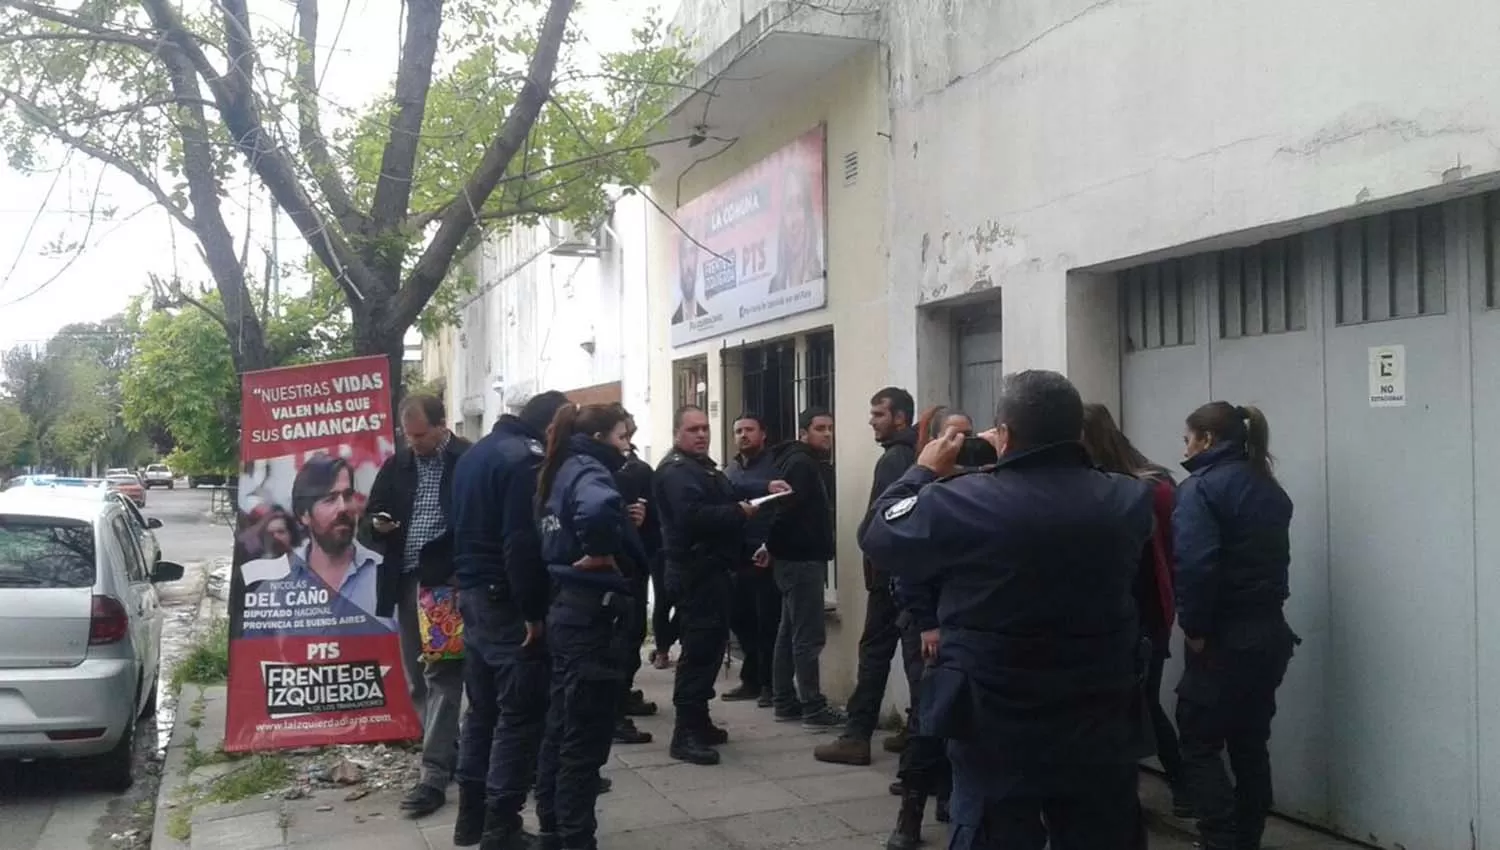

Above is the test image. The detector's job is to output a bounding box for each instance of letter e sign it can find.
[1368,345,1407,408]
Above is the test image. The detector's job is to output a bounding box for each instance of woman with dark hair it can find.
[1079,403,1186,814]
[1173,401,1297,850]
[532,402,649,850]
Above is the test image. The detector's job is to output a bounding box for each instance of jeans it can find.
[651,556,679,653]
[668,566,731,728]
[397,573,465,790]
[729,567,780,691]
[947,763,1144,850]
[770,559,828,713]
[455,592,548,831]
[535,590,632,850]
[1176,626,1296,850]
[843,583,920,740]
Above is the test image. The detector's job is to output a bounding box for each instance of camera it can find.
[956,435,999,468]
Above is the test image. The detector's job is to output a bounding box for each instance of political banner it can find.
[224,355,421,752]
[670,126,827,347]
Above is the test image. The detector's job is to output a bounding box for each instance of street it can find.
[0,485,231,850]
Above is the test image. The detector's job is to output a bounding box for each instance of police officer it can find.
[653,405,788,765]
[532,403,648,850]
[450,390,569,850]
[860,371,1154,850]
[1173,401,1298,850]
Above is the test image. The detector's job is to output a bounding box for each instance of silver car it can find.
[0,489,185,789]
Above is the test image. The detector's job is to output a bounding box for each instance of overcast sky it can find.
[0,0,680,352]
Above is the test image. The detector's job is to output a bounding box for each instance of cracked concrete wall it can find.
[886,0,1500,383]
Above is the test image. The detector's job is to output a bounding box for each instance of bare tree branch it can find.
[0,85,195,232]
[367,0,442,239]
[0,1,156,43]
[140,0,382,309]
[0,30,161,49]
[391,0,578,336]
[293,0,365,235]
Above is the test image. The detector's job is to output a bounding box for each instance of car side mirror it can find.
[146,517,164,530]
[151,560,185,583]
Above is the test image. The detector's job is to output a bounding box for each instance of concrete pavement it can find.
[0,486,232,850]
[157,661,1365,850]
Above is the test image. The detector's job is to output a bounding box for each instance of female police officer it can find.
[532,402,648,850]
[1172,401,1298,850]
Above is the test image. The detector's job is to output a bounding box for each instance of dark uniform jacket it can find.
[538,435,646,595]
[1172,439,1293,644]
[363,434,472,617]
[766,440,835,562]
[726,450,777,556]
[859,428,918,589]
[450,416,549,626]
[652,448,766,577]
[860,442,1155,777]
[615,448,660,560]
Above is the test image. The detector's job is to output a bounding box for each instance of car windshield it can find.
[0,517,96,588]
[147,465,168,473]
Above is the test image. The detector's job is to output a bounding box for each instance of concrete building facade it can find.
[645,0,1500,847]
[442,194,656,458]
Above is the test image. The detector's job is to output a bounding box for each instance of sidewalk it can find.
[156,664,1360,850]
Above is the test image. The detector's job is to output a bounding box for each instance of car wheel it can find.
[168,482,174,490]
[95,711,136,792]
[139,673,160,719]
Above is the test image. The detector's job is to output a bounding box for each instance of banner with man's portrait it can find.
[669,126,827,347]
[224,356,421,752]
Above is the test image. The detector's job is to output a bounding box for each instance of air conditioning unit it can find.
[550,220,604,258]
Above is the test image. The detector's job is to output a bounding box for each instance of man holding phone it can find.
[363,395,471,819]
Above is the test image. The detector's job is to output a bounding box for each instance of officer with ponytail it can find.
[532,402,648,850]
[1173,401,1299,850]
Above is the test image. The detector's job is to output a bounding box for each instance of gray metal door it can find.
[957,304,1004,424]
[1468,195,1500,850]
[1120,198,1487,847]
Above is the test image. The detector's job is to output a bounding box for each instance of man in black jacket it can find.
[653,405,786,765]
[449,391,569,849]
[765,408,843,730]
[363,395,471,819]
[612,415,660,744]
[814,386,920,766]
[723,413,780,707]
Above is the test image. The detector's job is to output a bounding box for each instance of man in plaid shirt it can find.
[366,394,472,818]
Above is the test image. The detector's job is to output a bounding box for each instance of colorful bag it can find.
[417,586,464,662]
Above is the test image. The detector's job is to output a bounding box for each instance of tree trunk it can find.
[352,314,408,448]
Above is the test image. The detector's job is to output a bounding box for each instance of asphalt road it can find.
[0,485,232,850]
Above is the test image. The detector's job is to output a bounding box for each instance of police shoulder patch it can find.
[526,439,545,456]
[883,495,919,521]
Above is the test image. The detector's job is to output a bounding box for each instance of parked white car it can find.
[0,489,184,789]
[142,464,174,490]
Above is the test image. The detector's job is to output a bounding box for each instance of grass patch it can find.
[165,807,192,842]
[180,734,236,776]
[164,755,289,842]
[169,619,230,696]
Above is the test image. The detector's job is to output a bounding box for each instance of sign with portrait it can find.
[224,356,421,751]
[670,126,827,347]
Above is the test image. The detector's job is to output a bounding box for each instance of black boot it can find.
[885,788,927,850]
[698,718,729,745]
[936,792,950,823]
[478,801,538,850]
[669,728,720,765]
[613,716,653,744]
[623,690,658,717]
[452,782,486,847]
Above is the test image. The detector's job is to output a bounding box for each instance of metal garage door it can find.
[1120,195,1491,849]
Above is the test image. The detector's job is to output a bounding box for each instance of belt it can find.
[554,586,632,619]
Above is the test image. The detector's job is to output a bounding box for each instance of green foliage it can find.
[121,287,351,475]
[169,618,230,697]
[0,399,30,470]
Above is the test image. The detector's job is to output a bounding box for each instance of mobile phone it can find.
[957,435,998,468]
[373,512,399,526]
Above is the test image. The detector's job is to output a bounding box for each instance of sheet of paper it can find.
[749,490,794,508]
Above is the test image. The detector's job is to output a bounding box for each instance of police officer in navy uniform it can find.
[652,405,788,765]
[532,403,649,850]
[450,390,570,850]
[861,371,1155,850]
[1172,401,1298,850]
